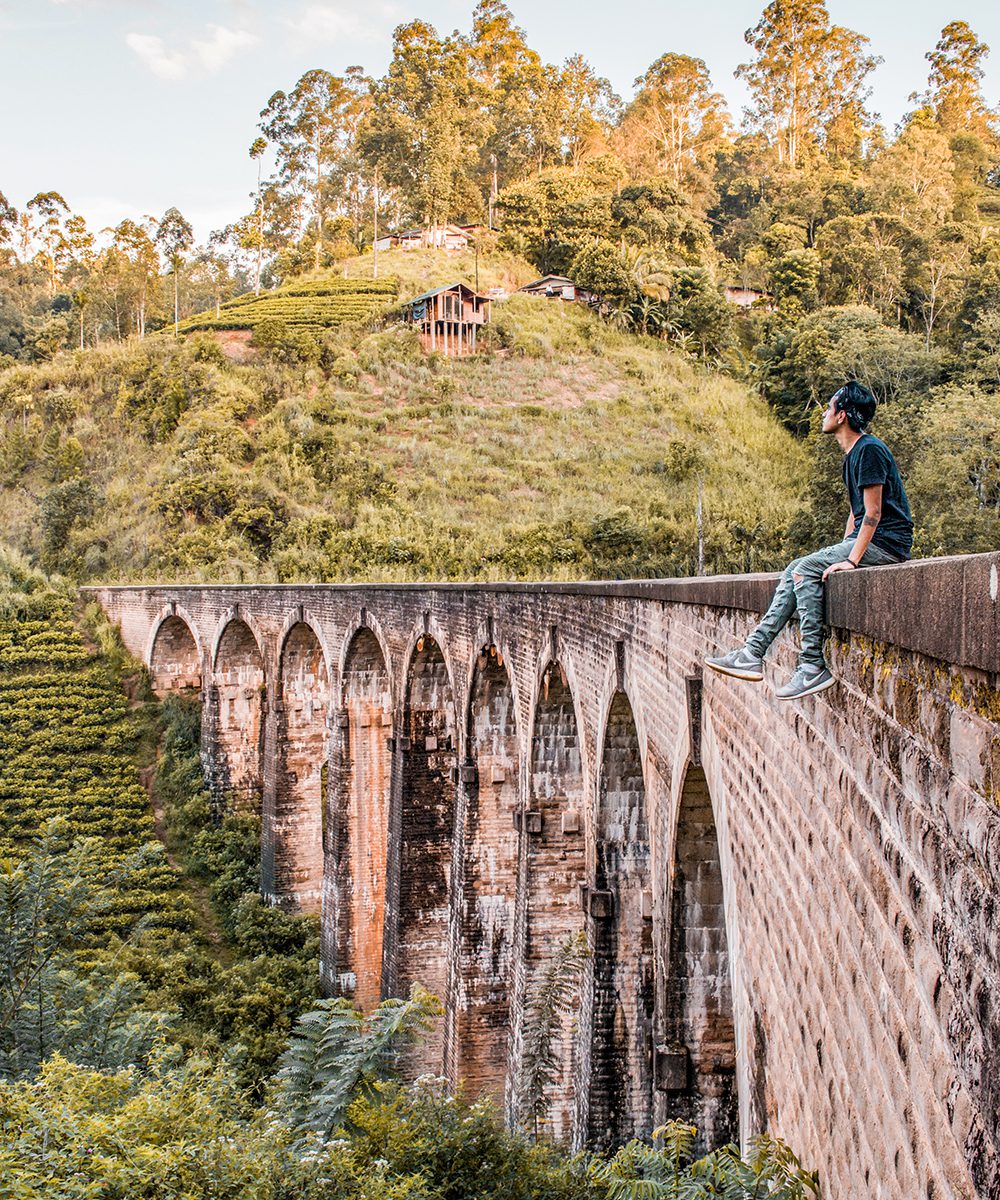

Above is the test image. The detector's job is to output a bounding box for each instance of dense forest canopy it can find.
[1,0,999,574]
[3,1,999,351]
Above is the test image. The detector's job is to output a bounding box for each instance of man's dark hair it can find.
[832,381,877,432]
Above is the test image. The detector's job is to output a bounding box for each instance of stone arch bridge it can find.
[88,552,1000,1199]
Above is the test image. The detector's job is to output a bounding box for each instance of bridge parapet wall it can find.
[87,550,1000,1200]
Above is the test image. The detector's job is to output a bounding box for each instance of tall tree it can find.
[155,207,194,338]
[467,0,558,183]
[559,55,618,171]
[0,192,17,259]
[249,136,268,293]
[109,219,158,338]
[360,21,484,225]
[260,70,358,272]
[737,0,879,167]
[26,192,70,296]
[915,21,997,141]
[618,53,730,197]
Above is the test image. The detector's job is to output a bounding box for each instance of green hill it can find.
[0,256,806,584]
[177,275,400,334]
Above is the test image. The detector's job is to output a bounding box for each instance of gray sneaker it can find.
[775,664,836,700]
[704,647,764,682]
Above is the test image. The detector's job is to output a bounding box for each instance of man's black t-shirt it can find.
[842,433,913,560]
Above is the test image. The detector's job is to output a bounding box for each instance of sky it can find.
[2,0,999,243]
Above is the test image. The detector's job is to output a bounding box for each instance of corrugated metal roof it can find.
[403,282,490,306]
[520,275,576,290]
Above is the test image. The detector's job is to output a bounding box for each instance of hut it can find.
[394,224,470,251]
[519,274,596,304]
[401,282,491,356]
[724,285,771,309]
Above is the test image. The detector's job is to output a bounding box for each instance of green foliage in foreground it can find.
[277,986,442,1139]
[0,1048,819,1200]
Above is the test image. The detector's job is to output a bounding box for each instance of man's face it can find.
[821,396,844,434]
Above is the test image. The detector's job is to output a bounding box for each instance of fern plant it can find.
[516,931,590,1139]
[590,1123,819,1199]
[276,984,442,1141]
[0,820,167,1079]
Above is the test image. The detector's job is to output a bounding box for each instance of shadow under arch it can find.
[273,620,331,912]
[662,760,738,1153]
[149,613,201,695]
[588,689,654,1150]
[521,657,586,1142]
[327,626,393,1008]
[210,617,266,814]
[396,632,457,1071]
[452,639,520,1101]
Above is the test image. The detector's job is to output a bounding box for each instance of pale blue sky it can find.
[1,0,999,241]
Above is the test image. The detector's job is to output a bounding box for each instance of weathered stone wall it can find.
[88,550,1000,1200]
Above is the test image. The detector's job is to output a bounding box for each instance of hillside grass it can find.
[0,262,807,584]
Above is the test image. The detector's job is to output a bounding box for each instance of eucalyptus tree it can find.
[559,54,619,171]
[360,20,485,226]
[108,218,158,338]
[914,21,998,142]
[26,192,70,297]
[259,69,359,272]
[618,53,730,201]
[737,0,880,167]
[0,192,17,259]
[249,135,268,292]
[155,207,194,338]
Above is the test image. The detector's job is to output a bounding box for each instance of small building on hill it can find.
[401,282,491,356]
[519,274,596,305]
[377,224,471,253]
[724,285,771,310]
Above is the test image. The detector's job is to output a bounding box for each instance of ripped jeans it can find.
[745,539,901,669]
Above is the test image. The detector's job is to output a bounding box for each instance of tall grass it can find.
[0,273,806,584]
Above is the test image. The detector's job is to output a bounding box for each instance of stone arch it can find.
[328,626,393,1008]
[336,610,394,700]
[274,621,331,911]
[662,761,738,1153]
[397,632,457,1070]
[523,658,587,1141]
[588,690,654,1149]
[452,640,520,1100]
[209,618,266,813]
[148,612,201,695]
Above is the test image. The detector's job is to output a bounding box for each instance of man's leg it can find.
[790,544,850,669]
[776,540,902,699]
[705,556,803,680]
[744,556,803,660]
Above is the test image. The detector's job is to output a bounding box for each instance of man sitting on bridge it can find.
[706,381,913,700]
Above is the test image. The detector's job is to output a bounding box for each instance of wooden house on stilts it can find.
[401,282,491,357]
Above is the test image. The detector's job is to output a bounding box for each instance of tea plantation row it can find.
[0,592,193,939]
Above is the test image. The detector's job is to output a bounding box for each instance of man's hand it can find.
[822,560,857,582]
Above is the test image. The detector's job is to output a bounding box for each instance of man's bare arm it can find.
[844,509,854,540]
[824,485,883,580]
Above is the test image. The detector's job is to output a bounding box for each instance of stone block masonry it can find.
[88,549,1000,1200]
